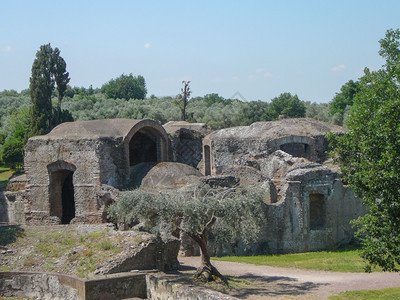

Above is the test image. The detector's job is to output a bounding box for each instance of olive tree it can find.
[107,185,266,281]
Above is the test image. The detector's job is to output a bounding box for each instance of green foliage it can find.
[329,29,400,272]
[0,226,25,246]
[107,185,266,250]
[329,80,361,125]
[304,101,331,123]
[269,92,306,119]
[101,73,147,100]
[29,43,71,136]
[1,138,24,170]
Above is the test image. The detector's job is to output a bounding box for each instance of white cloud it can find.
[332,64,345,72]
[264,71,272,78]
[144,43,151,48]
[3,46,14,52]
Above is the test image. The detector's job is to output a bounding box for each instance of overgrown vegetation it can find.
[0,226,126,278]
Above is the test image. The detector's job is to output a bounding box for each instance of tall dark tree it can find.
[175,81,191,121]
[29,44,70,136]
[329,29,400,272]
[53,47,70,124]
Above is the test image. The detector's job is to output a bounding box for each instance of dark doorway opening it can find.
[204,145,211,176]
[49,169,75,224]
[61,172,75,224]
[129,131,158,166]
[309,193,325,230]
[280,143,310,159]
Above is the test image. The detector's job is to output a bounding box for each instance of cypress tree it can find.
[29,44,70,136]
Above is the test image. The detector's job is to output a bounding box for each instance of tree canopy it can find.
[269,92,306,120]
[329,28,400,272]
[329,80,361,125]
[101,73,147,100]
[107,185,266,281]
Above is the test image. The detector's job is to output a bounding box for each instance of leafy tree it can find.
[101,73,147,100]
[329,80,361,125]
[203,93,226,107]
[1,138,24,170]
[175,81,191,121]
[268,92,306,120]
[107,185,266,281]
[329,29,400,272]
[29,44,70,136]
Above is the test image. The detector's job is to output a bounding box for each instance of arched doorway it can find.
[48,161,76,224]
[128,127,165,166]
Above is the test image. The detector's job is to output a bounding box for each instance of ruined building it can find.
[4,119,169,224]
[0,117,364,253]
[202,118,364,253]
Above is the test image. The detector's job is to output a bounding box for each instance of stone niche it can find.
[20,119,169,225]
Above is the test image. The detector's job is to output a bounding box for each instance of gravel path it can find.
[179,256,400,299]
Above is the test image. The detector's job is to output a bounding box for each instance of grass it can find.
[0,166,15,187]
[3,227,125,278]
[329,287,400,299]
[213,246,380,273]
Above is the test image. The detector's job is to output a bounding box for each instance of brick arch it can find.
[124,120,169,167]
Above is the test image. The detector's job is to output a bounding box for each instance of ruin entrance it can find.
[204,145,211,176]
[309,193,325,230]
[129,128,163,166]
[280,143,310,159]
[48,164,76,224]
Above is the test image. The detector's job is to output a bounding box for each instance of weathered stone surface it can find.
[0,272,82,300]
[200,175,240,188]
[164,121,211,169]
[141,162,202,190]
[220,165,266,186]
[146,274,238,300]
[0,271,148,300]
[21,119,169,225]
[95,235,180,274]
[203,118,344,175]
[202,119,364,254]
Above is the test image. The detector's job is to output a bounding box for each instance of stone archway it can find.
[47,161,77,224]
[128,127,166,166]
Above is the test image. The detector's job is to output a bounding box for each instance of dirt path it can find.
[179,256,400,299]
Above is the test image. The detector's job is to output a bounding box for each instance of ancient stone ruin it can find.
[0,117,364,254]
[202,118,364,253]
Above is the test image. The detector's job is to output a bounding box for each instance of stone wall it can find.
[1,271,240,300]
[0,271,148,300]
[146,274,237,300]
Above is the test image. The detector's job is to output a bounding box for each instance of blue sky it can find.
[1,1,399,103]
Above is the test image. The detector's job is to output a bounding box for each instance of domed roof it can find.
[207,118,344,140]
[30,119,164,140]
